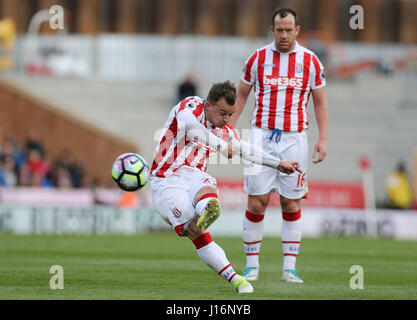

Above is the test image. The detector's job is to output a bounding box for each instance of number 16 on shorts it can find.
[296,173,306,188]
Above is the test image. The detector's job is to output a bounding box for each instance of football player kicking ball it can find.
[149,81,301,294]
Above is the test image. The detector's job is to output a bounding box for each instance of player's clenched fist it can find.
[277,160,302,175]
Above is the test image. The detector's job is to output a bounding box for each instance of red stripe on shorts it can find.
[174,224,186,237]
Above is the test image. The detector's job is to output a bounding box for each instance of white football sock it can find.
[281,210,302,270]
[243,210,264,268]
[195,193,218,216]
[193,233,240,283]
[195,198,211,216]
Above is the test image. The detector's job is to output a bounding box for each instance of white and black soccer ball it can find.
[111,153,150,191]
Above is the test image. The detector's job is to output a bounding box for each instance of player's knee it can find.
[248,198,268,214]
[280,197,300,213]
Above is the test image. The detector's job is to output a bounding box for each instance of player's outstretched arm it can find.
[176,110,301,175]
[230,140,302,175]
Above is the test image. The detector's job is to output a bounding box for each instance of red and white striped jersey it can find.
[150,96,240,178]
[241,41,326,132]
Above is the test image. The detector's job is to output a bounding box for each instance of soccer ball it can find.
[111,153,150,191]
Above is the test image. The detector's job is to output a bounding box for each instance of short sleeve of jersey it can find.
[310,54,326,90]
[240,51,258,85]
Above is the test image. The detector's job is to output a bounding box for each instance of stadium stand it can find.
[0,77,140,187]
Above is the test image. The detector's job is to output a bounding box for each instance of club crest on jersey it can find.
[295,63,303,73]
[172,208,182,218]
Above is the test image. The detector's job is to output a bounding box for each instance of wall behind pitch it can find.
[0,79,139,186]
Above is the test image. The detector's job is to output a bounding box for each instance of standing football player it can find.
[230,8,329,283]
[150,80,301,293]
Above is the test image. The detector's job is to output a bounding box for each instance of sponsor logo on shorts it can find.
[172,208,182,218]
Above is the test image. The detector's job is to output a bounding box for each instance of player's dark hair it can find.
[207,81,236,106]
[272,8,298,27]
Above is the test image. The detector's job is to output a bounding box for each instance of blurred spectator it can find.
[385,162,413,209]
[50,149,84,188]
[25,129,46,158]
[177,75,197,103]
[377,57,395,76]
[0,133,92,189]
[117,192,140,208]
[20,149,51,187]
[0,155,17,187]
[2,135,26,172]
[51,165,73,188]
[69,157,86,188]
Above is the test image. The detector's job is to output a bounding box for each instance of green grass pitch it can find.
[0,232,416,300]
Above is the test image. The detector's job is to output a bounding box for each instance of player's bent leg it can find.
[184,217,253,294]
[193,187,220,230]
[242,193,270,281]
[280,196,304,283]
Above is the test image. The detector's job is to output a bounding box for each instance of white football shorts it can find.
[150,166,218,234]
[244,126,309,200]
